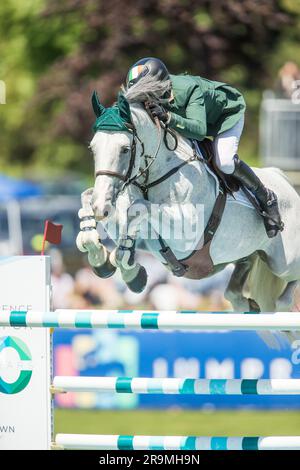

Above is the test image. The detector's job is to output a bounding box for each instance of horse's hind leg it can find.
[275,280,299,311]
[225,256,258,311]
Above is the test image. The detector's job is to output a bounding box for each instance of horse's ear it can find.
[92,90,105,117]
[118,93,132,123]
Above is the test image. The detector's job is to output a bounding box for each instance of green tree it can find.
[1,0,300,174]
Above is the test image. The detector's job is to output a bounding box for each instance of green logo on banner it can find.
[0,336,32,394]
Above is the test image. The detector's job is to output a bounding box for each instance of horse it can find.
[76,92,300,347]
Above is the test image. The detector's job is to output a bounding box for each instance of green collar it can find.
[92,91,132,132]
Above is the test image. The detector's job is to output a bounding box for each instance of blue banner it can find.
[54,329,300,409]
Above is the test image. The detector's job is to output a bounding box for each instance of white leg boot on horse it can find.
[108,192,148,293]
[109,236,147,293]
[76,188,116,278]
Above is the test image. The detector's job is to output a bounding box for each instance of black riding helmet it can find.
[126,57,170,88]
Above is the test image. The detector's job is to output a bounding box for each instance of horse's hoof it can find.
[126,266,148,293]
[93,259,117,279]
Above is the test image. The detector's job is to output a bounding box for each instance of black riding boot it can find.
[232,155,284,238]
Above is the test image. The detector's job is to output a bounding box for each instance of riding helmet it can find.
[126,57,169,88]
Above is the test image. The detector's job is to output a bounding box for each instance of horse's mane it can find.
[123,74,171,104]
[123,77,193,156]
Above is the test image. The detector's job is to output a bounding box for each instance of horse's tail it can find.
[246,255,299,349]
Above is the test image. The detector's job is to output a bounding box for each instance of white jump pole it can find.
[52,376,300,395]
[2,310,300,330]
[54,434,300,450]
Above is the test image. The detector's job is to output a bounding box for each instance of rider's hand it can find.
[147,102,170,123]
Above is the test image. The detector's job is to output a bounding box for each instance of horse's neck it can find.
[131,105,213,204]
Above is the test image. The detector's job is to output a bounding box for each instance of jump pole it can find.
[52,376,300,395]
[54,434,300,451]
[2,310,300,330]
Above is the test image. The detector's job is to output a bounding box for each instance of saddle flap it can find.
[199,138,240,194]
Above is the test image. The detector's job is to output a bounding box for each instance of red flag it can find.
[41,220,63,255]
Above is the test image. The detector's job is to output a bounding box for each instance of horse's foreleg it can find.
[110,235,147,293]
[110,197,149,293]
[77,229,116,278]
[76,188,116,278]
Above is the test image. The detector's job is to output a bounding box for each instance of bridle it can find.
[95,124,142,183]
[94,115,199,200]
[95,117,166,193]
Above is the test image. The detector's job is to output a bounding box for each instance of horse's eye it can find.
[122,147,130,154]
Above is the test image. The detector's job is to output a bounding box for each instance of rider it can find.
[126,57,284,238]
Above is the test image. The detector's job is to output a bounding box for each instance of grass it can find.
[55,409,300,436]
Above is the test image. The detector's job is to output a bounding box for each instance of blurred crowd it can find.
[50,248,233,311]
[276,61,300,99]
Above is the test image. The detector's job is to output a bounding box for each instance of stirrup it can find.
[252,188,284,237]
[241,187,284,238]
[260,210,284,238]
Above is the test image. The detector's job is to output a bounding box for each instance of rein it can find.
[122,117,163,192]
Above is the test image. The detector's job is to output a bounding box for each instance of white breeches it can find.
[213,115,245,174]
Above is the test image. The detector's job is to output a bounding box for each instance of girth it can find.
[158,185,226,278]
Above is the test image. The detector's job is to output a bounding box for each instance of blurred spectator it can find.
[73,259,122,308]
[51,250,234,311]
[276,61,300,99]
[165,264,234,311]
[149,283,199,310]
[51,249,75,309]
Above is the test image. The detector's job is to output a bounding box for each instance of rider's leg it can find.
[232,155,283,237]
[214,116,244,175]
[213,116,283,238]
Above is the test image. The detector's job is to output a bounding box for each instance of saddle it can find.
[198,138,264,217]
[198,138,240,195]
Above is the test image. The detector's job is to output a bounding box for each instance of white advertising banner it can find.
[0,256,51,449]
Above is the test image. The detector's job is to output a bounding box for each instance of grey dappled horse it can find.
[76,94,300,347]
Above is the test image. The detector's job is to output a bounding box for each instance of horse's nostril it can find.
[104,210,109,218]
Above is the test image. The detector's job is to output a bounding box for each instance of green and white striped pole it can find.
[3,310,300,330]
[52,376,300,395]
[54,434,300,450]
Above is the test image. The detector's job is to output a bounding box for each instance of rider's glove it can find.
[147,102,170,123]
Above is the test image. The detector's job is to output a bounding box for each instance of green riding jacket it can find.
[166,74,246,140]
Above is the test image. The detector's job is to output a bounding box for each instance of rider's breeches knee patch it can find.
[213,116,244,175]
